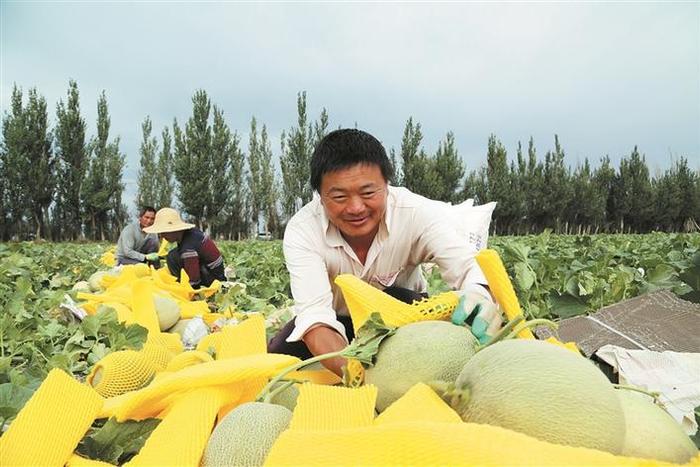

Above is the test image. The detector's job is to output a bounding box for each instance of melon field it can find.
[1,232,699,465]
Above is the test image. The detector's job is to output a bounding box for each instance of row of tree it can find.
[1,82,698,241]
[394,121,700,234]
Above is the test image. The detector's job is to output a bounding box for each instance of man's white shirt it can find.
[283,186,490,343]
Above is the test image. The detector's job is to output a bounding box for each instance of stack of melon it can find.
[362,320,698,463]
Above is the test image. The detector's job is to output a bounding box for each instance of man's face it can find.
[139,210,155,229]
[319,163,388,245]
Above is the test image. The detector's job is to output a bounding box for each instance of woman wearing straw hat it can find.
[143,207,225,288]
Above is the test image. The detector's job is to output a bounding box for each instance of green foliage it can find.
[82,91,126,241]
[0,242,147,428]
[280,92,314,220]
[54,80,88,241]
[76,417,161,464]
[136,116,159,210]
[155,126,174,209]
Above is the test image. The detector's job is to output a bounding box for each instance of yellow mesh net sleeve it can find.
[196,332,223,355]
[0,369,103,467]
[130,281,161,335]
[216,314,267,359]
[475,249,533,339]
[374,382,461,426]
[334,274,459,332]
[147,331,183,355]
[177,300,210,319]
[287,368,341,385]
[289,384,377,431]
[113,353,299,421]
[66,454,115,466]
[265,421,670,466]
[476,249,579,352]
[139,342,175,371]
[86,350,157,398]
[125,387,228,467]
[165,350,214,372]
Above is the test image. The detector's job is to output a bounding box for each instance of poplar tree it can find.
[210,106,245,237]
[54,80,87,240]
[614,146,654,232]
[280,92,313,219]
[259,124,280,237]
[155,126,174,209]
[82,92,113,240]
[24,88,54,240]
[136,116,158,209]
[0,85,29,239]
[485,134,510,233]
[173,90,212,228]
[433,131,465,203]
[104,137,127,238]
[399,117,424,193]
[247,117,263,233]
[541,135,571,232]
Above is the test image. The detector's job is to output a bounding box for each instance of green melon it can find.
[364,320,479,412]
[449,339,626,454]
[88,271,109,292]
[167,318,192,336]
[153,294,181,331]
[201,402,292,467]
[617,389,697,463]
[72,280,91,293]
[269,382,300,412]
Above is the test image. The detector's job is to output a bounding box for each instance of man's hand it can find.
[452,291,503,345]
[145,252,160,262]
[302,325,348,376]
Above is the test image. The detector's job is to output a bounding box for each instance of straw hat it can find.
[143,208,195,234]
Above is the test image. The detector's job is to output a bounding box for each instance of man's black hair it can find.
[139,206,156,217]
[310,129,393,192]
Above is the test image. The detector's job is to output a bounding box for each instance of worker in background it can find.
[115,206,160,266]
[144,207,225,288]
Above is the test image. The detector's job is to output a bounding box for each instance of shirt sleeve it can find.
[181,250,202,288]
[117,224,146,262]
[283,221,349,343]
[412,205,492,302]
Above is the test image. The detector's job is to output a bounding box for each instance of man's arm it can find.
[283,221,349,375]
[116,224,147,262]
[302,325,348,376]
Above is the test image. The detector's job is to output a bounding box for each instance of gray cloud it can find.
[2,2,698,215]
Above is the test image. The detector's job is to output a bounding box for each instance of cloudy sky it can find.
[2,2,698,214]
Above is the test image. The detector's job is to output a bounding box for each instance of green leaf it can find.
[76,417,161,464]
[548,293,588,319]
[513,262,535,291]
[340,313,396,366]
[504,243,530,263]
[0,382,35,421]
[646,264,677,287]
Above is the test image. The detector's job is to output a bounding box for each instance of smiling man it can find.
[268,129,501,375]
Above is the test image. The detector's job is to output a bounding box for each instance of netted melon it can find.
[88,271,110,292]
[446,339,626,454]
[71,281,91,293]
[86,350,157,398]
[167,319,191,336]
[201,402,292,466]
[153,294,181,331]
[364,320,479,412]
[617,389,698,462]
[269,382,300,412]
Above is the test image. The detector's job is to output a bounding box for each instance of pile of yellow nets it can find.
[1,250,698,466]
